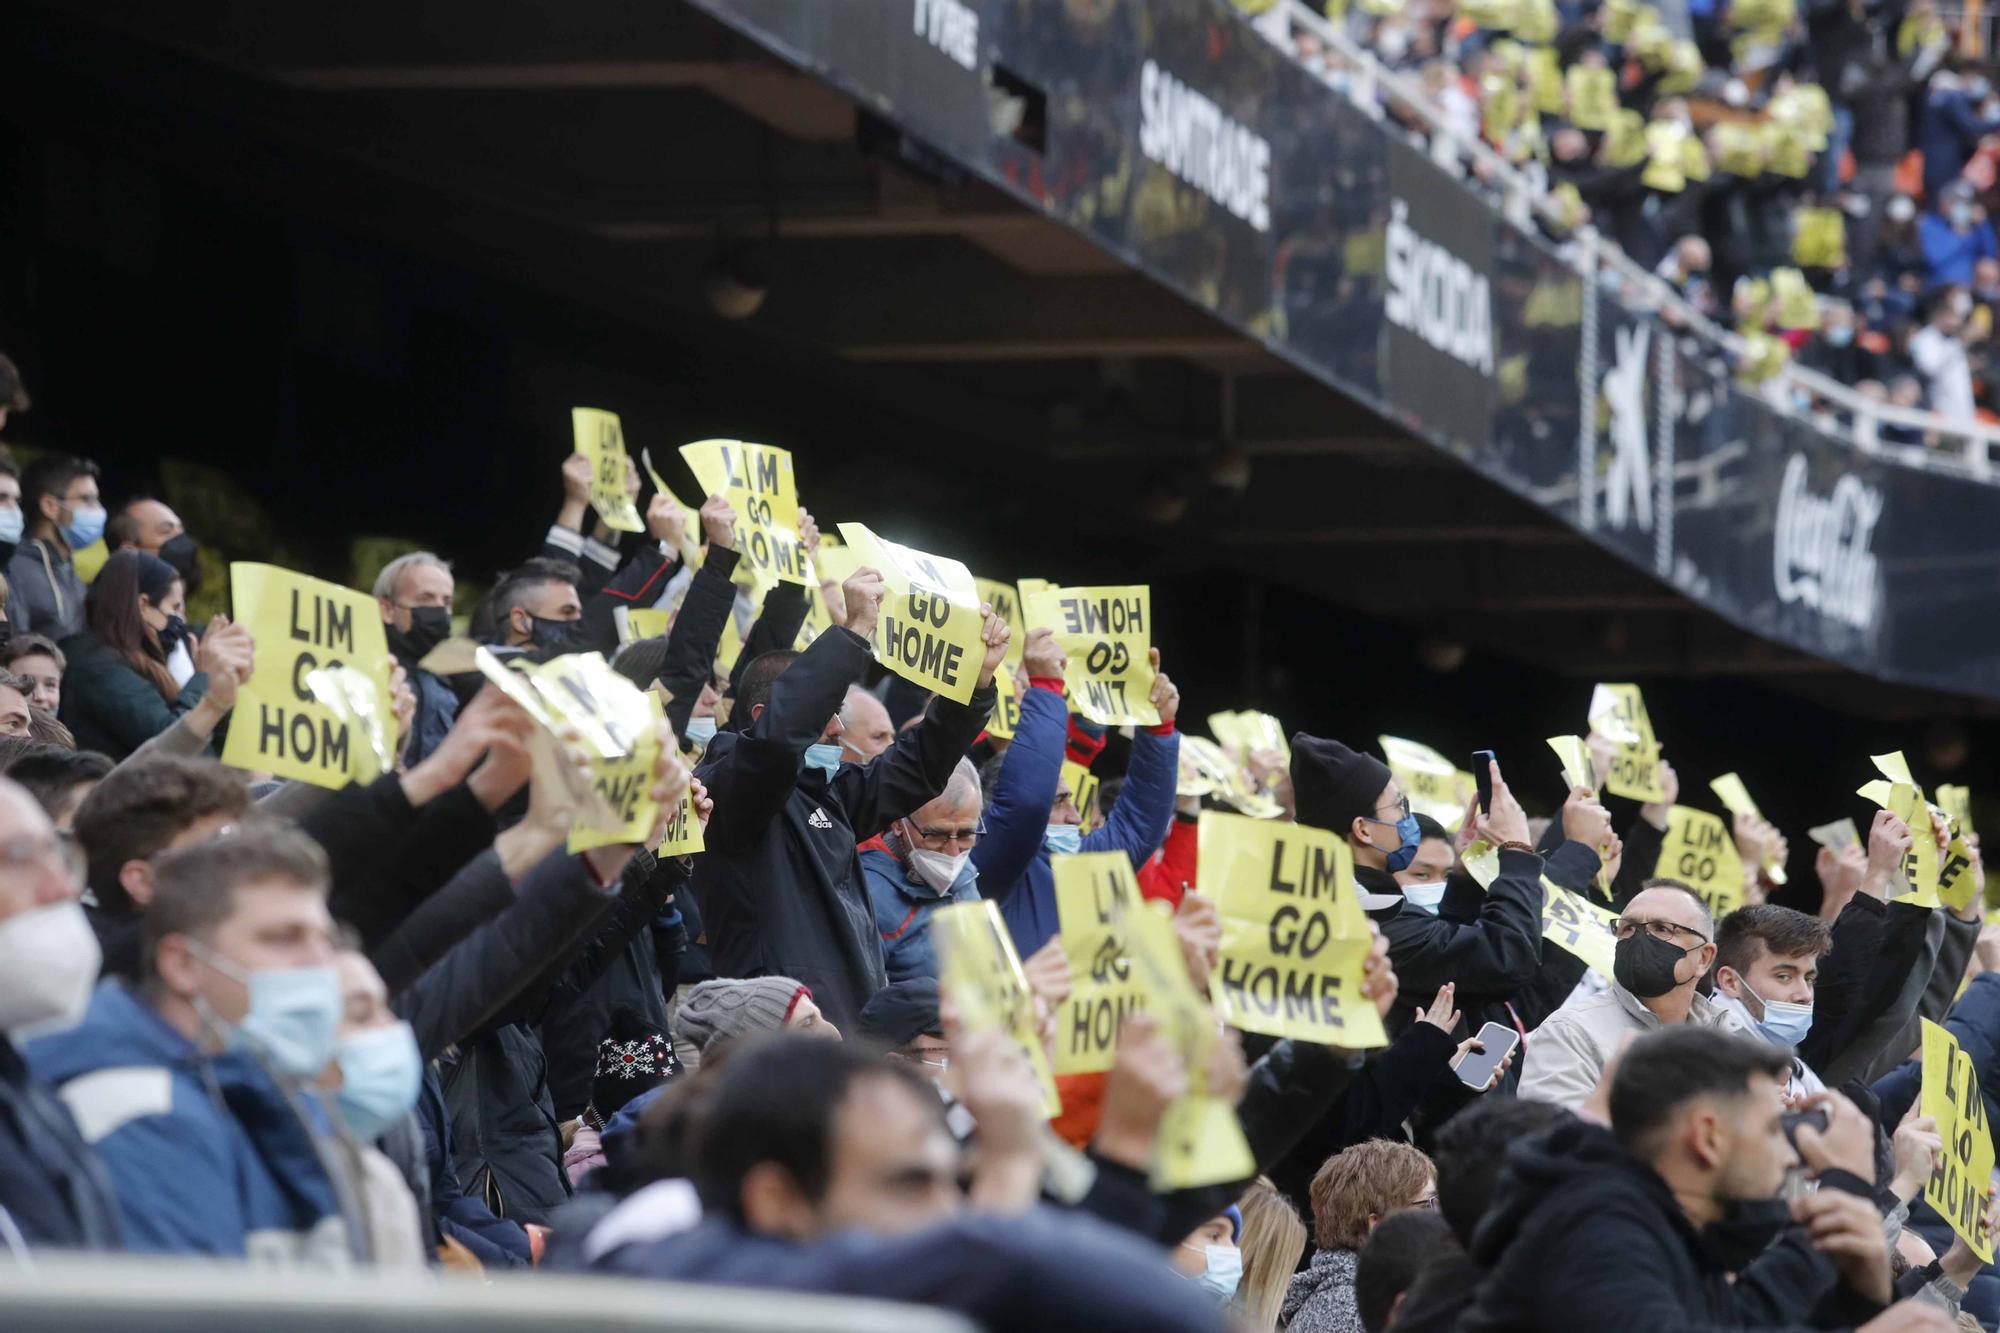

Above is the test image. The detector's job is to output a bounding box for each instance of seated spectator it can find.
[590,1034,1220,1332]
[1171,1207,1244,1302]
[5,744,113,829]
[24,822,359,1263]
[675,976,840,1058]
[567,1010,681,1189]
[0,774,121,1251]
[1919,182,1999,291]
[58,551,208,759]
[8,454,100,640]
[0,669,33,738]
[1355,1209,1452,1333]
[324,942,426,1267]
[1234,1176,1307,1332]
[1518,880,1748,1110]
[1283,1139,1437,1333]
[0,632,63,714]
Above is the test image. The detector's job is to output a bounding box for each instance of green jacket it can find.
[56,631,207,760]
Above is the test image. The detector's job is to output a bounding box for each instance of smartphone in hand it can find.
[1472,751,1498,814]
[1452,1021,1519,1090]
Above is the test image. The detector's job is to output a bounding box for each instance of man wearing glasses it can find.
[1518,879,1750,1111]
[862,759,985,984]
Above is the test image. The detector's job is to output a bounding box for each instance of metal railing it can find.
[0,1255,976,1333]
[1262,0,2000,479]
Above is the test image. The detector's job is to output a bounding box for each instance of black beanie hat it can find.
[858,977,943,1049]
[591,1008,683,1120]
[1290,733,1394,833]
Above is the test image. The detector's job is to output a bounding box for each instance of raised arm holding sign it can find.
[1020,584,1159,727]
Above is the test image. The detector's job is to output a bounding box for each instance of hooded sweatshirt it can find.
[1462,1120,1881,1332]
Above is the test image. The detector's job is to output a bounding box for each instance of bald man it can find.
[840,686,895,765]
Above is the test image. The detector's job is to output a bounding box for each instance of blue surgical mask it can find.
[0,509,23,546]
[1740,976,1814,1049]
[1400,880,1448,914]
[1366,813,1424,872]
[60,504,106,551]
[1826,325,1853,347]
[1043,824,1083,856]
[801,742,843,779]
[187,941,341,1079]
[334,1021,423,1143]
[683,716,718,749]
[1181,1243,1242,1301]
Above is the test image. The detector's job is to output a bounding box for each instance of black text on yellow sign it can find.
[1052,852,1149,1075]
[836,522,987,705]
[1653,805,1744,920]
[221,563,395,789]
[679,439,814,587]
[1923,1019,1997,1263]
[1204,813,1387,1049]
[1022,584,1159,727]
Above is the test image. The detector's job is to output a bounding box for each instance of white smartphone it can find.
[1451,1021,1520,1090]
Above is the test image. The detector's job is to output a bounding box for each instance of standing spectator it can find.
[1919,63,2000,200]
[8,454,102,640]
[690,568,1003,1033]
[1909,289,1979,423]
[862,759,984,984]
[1918,182,1999,290]
[58,552,209,759]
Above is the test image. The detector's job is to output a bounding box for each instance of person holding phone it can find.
[1290,737,1544,1036]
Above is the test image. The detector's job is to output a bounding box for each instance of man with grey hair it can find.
[839,685,896,766]
[374,551,457,762]
[861,757,983,984]
[1518,878,1749,1110]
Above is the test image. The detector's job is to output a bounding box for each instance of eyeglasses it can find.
[1611,918,1708,947]
[1375,795,1412,820]
[911,823,984,845]
[1410,1194,1439,1211]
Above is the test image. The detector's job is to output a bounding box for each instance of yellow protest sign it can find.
[639,447,703,569]
[1062,759,1101,836]
[1654,806,1745,920]
[1711,773,1787,886]
[932,900,1060,1117]
[1022,585,1158,727]
[1940,834,1980,914]
[1794,207,1847,269]
[220,563,396,789]
[1542,879,1622,975]
[515,654,663,853]
[1939,785,1976,838]
[1771,268,1818,332]
[987,664,1024,741]
[795,582,833,651]
[1567,65,1618,130]
[572,408,643,534]
[975,577,1024,670]
[679,439,815,588]
[1680,131,1713,183]
[1514,0,1556,42]
[1379,735,1474,834]
[1923,1019,1996,1263]
[1204,812,1388,1050]
[1713,122,1767,177]
[1481,74,1520,147]
[1209,711,1291,769]
[1658,40,1704,95]
[1588,684,1667,803]
[1643,122,1689,192]
[614,606,673,647]
[713,610,744,683]
[1463,840,1500,889]
[1764,123,1811,179]
[1603,111,1648,168]
[1181,735,1283,818]
[1858,755,1941,907]
[835,522,986,706]
[1547,735,1598,794]
[1808,817,1861,852]
[1114,895,1256,1190]
[1051,853,1149,1074]
[1527,47,1565,113]
[302,664,397,784]
[655,783,706,857]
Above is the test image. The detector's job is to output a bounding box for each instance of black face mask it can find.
[390,605,452,663]
[1699,1195,1791,1272]
[158,533,200,591]
[527,615,579,655]
[157,614,191,656]
[1613,930,1692,999]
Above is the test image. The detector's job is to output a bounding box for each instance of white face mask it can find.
[904,825,972,896]
[1400,880,1448,914]
[0,900,101,1039]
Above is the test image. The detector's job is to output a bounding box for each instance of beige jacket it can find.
[1517,982,1751,1111]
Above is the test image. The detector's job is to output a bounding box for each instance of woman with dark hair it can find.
[57,550,207,758]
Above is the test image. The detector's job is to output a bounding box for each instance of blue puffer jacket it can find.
[24,981,358,1263]
[972,683,1179,958]
[861,843,980,984]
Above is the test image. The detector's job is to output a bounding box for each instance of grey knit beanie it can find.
[676,976,810,1053]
